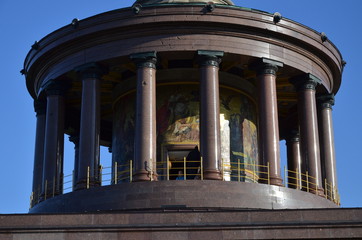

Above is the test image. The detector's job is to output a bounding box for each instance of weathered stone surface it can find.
[30,181,337,213]
[1,209,362,239]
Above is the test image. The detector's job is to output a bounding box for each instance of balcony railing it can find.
[30,159,340,208]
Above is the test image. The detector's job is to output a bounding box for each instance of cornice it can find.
[24,5,342,98]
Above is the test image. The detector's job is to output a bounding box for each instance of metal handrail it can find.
[30,159,340,207]
[284,167,340,205]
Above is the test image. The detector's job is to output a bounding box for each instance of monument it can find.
[2,0,361,239]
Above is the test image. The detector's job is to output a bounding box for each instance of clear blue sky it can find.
[0,0,361,213]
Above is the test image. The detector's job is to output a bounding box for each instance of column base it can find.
[133,170,157,182]
[40,190,61,202]
[269,176,283,186]
[74,179,100,191]
[309,187,325,197]
[203,169,222,180]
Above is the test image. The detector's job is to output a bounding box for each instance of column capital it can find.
[42,79,69,96]
[74,62,106,80]
[34,100,47,115]
[197,50,224,67]
[286,130,300,143]
[130,51,157,69]
[317,94,335,109]
[251,57,283,76]
[290,73,322,91]
[69,134,80,144]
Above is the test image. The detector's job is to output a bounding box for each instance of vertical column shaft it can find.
[286,130,302,189]
[197,50,224,180]
[69,135,79,191]
[42,80,66,198]
[131,52,157,181]
[32,100,47,204]
[255,58,283,186]
[318,94,337,192]
[75,63,102,189]
[292,74,324,196]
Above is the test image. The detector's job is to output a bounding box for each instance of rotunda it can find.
[23,0,343,213]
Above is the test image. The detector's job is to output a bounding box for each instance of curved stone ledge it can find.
[30,181,337,213]
[24,4,342,98]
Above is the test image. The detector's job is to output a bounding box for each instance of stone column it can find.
[32,100,46,205]
[255,58,283,186]
[291,73,324,196]
[69,134,79,191]
[318,94,337,194]
[286,130,302,189]
[75,63,103,190]
[197,50,223,180]
[130,52,157,181]
[42,80,66,199]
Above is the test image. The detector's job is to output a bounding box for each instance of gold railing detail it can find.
[30,159,340,208]
[228,159,265,183]
[284,168,340,205]
[156,157,202,180]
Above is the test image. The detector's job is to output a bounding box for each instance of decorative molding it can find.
[251,57,283,76]
[318,94,335,109]
[197,50,224,67]
[290,73,322,91]
[321,32,328,43]
[20,69,26,75]
[69,135,80,144]
[23,6,341,98]
[130,51,158,69]
[71,18,79,29]
[74,62,105,80]
[42,79,69,96]
[287,130,300,143]
[31,41,39,50]
[205,2,215,12]
[132,4,142,14]
[273,12,282,24]
[342,60,347,72]
[133,0,234,5]
[34,100,47,115]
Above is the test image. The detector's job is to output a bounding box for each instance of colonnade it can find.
[31,51,338,202]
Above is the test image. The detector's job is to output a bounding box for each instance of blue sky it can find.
[0,0,361,213]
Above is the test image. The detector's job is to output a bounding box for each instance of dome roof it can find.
[133,0,234,5]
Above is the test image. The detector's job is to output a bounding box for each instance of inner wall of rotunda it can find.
[112,75,258,182]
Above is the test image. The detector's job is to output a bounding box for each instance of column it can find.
[318,94,337,196]
[255,58,284,186]
[69,134,79,191]
[75,63,103,190]
[42,80,66,199]
[32,100,46,205]
[286,130,302,189]
[291,73,324,196]
[130,52,157,181]
[197,50,223,180]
